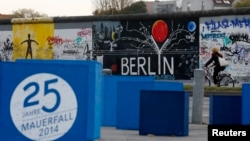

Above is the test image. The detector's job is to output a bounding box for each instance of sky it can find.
[0,0,163,17]
[0,0,94,17]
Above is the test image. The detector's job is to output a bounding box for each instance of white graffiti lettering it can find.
[121,57,174,75]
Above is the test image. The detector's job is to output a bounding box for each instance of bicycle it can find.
[203,66,235,87]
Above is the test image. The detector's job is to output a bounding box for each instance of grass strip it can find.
[184,84,242,92]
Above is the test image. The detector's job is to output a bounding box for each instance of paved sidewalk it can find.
[100,97,209,141]
[100,123,207,141]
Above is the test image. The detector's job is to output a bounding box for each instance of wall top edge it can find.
[1,8,250,24]
[11,17,54,24]
[0,19,11,24]
[50,8,250,22]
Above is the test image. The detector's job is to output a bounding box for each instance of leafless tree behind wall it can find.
[94,0,135,11]
[12,8,48,18]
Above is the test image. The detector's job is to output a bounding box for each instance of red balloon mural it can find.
[152,20,169,43]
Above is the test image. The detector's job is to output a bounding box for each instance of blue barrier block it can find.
[139,90,189,136]
[116,81,154,130]
[242,83,250,124]
[0,60,102,141]
[102,76,154,127]
[116,81,184,130]
[154,81,184,90]
[209,95,241,124]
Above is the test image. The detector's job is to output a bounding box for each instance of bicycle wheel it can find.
[218,75,235,87]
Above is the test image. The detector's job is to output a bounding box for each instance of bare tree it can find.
[94,0,134,13]
[12,8,48,18]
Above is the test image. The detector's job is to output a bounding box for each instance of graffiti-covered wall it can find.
[0,24,12,61]
[1,8,250,84]
[200,15,250,83]
[95,19,199,80]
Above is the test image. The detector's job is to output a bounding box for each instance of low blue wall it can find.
[0,60,102,141]
[242,83,250,124]
[102,76,154,126]
[209,95,241,124]
[116,81,184,130]
[139,90,189,136]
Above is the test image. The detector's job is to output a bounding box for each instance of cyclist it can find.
[204,47,226,85]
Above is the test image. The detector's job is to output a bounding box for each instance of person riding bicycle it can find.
[204,47,226,85]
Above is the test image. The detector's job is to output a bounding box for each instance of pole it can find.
[191,69,205,124]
